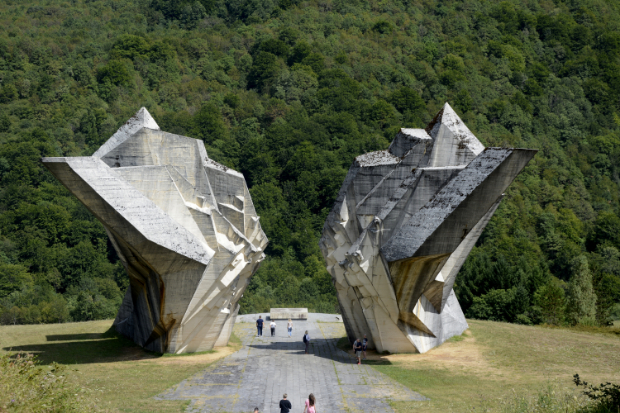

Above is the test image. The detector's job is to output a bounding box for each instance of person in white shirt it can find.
[270,320,276,337]
[287,318,293,337]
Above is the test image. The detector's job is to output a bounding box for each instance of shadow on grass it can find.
[3,326,160,365]
[46,333,106,341]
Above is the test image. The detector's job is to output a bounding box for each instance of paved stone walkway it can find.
[156,313,426,412]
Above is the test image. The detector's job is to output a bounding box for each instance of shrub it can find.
[0,353,104,411]
[574,374,620,412]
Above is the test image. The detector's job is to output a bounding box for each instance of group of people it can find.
[255,316,295,338]
[251,318,317,412]
[252,393,317,413]
[352,335,368,365]
[248,318,370,412]
[256,316,311,354]
[256,316,370,362]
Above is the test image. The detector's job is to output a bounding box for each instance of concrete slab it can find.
[270,308,308,320]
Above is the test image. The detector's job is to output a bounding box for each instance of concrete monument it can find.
[42,108,268,353]
[320,103,536,353]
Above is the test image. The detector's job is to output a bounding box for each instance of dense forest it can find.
[1,0,620,328]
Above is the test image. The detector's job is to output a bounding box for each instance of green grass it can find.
[2,318,619,412]
[0,320,239,412]
[377,365,492,412]
[445,332,466,343]
[540,323,620,338]
[228,331,242,346]
[365,320,620,413]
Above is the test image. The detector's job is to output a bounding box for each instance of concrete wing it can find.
[381,148,536,324]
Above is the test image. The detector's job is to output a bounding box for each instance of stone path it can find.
[156,313,427,412]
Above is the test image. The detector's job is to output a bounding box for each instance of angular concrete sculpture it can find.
[42,108,268,354]
[320,103,536,353]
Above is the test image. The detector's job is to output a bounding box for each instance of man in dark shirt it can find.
[354,338,363,365]
[256,316,264,337]
[279,393,292,413]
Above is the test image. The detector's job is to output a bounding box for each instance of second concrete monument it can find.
[320,103,536,353]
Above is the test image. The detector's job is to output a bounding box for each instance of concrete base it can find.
[270,308,308,320]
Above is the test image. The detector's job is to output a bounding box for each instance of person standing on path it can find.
[256,316,264,337]
[287,318,293,337]
[270,320,276,337]
[303,393,317,413]
[279,393,291,413]
[303,330,310,354]
[353,338,363,364]
[362,334,368,360]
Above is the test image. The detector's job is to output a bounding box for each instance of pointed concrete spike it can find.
[426,103,485,167]
[437,103,484,153]
[93,107,160,158]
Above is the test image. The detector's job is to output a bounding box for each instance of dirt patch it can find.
[351,331,507,379]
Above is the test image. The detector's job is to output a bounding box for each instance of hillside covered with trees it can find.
[1,0,620,327]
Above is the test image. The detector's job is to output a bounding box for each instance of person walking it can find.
[279,393,291,413]
[270,320,276,337]
[303,330,310,354]
[362,334,368,360]
[353,338,363,364]
[287,318,293,338]
[256,316,264,337]
[303,393,317,413]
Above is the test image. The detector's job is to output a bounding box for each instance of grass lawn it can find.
[0,320,240,412]
[2,319,619,412]
[339,320,620,412]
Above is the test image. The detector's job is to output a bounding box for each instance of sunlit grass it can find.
[369,320,620,413]
[0,320,239,412]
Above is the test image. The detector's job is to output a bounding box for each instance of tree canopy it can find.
[1,0,620,326]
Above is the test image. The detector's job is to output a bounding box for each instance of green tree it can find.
[96,60,132,87]
[287,41,311,66]
[534,277,566,325]
[0,263,32,298]
[193,103,227,144]
[248,51,280,91]
[566,256,597,325]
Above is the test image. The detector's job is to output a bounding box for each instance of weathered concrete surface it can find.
[270,308,308,320]
[320,102,536,354]
[156,313,426,412]
[42,108,268,354]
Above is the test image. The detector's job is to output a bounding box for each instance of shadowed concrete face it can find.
[320,102,536,354]
[42,108,268,354]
